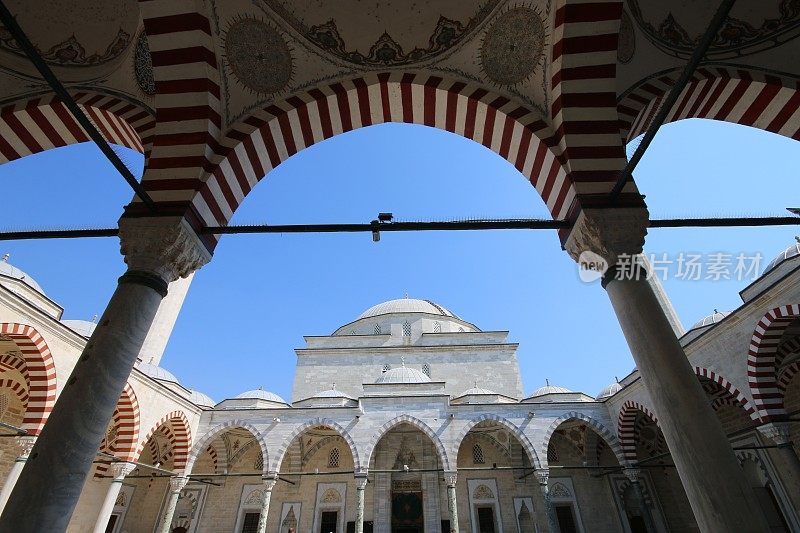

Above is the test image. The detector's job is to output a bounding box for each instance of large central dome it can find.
[358,298,457,319]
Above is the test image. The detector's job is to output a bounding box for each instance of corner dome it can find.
[763,238,800,275]
[375,365,431,384]
[531,383,572,397]
[358,298,457,319]
[597,382,622,400]
[188,389,215,408]
[460,385,496,396]
[0,255,44,294]
[135,361,179,384]
[61,319,97,338]
[235,389,286,403]
[314,385,351,399]
[689,310,730,330]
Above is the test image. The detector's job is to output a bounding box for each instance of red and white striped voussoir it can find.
[748,304,800,421]
[0,93,151,164]
[550,0,628,187]
[0,324,56,436]
[189,73,572,241]
[135,0,222,206]
[694,366,758,420]
[95,383,140,477]
[0,378,28,405]
[617,400,659,462]
[778,362,799,394]
[619,67,800,143]
[135,410,192,470]
[0,353,28,377]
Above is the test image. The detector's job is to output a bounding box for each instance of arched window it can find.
[374,323,382,335]
[422,363,431,377]
[402,321,412,336]
[329,447,340,468]
[433,321,441,333]
[473,443,485,464]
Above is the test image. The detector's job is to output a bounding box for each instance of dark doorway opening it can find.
[320,511,338,533]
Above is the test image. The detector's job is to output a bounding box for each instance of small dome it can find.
[689,310,730,330]
[460,382,496,396]
[61,319,97,338]
[135,361,179,384]
[235,389,287,403]
[763,238,800,275]
[596,382,622,400]
[359,298,456,319]
[188,389,215,408]
[0,255,44,294]
[314,385,350,398]
[531,383,572,397]
[375,365,431,384]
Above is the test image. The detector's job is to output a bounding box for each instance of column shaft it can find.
[630,480,657,533]
[158,490,182,533]
[446,485,458,533]
[0,457,26,513]
[605,275,770,532]
[92,480,124,533]
[0,274,167,531]
[355,486,365,533]
[256,489,272,533]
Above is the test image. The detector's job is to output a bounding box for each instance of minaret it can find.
[136,273,194,366]
[640,254,685,337]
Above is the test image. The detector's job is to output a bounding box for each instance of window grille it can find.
[473,444,485,464]
[433,321,441,333]
[403,321,412,336]
[422,363,431,377]
[374,323,381,334]
[329,447,340,468]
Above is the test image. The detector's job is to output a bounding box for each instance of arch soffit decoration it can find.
[541,411,627,468]
[694,366,759,421]
[617,400,660,463]
[453,414,542,469]
[133,410,193,471]
[185,420,268,475]
[364,414,451,472]
[94,382,141,477]
[270,417,360,473]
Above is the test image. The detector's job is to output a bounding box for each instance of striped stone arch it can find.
[135,0,221,206]
[550,0,638,210]
[694,366,759,421]
[0,378,27,405]
[184,420,267,475]
[541,411,627,468]
[0,92,154,163]
[779,362,800,399]
[0,353,27,375]
[618,66,800,144]
[363,414,451,471]
[452,414,542,469]
[95,383,140,477]
[271,418,359,473]
[0,323,57,435]
[129,72,575,248]
[748,304,800,421]
[617,401,659,463]
[134,411,192,471]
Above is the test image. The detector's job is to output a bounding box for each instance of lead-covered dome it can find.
[531,383,572,397]
[235,389,286,403]
[375,365,431,384]
[61,319,97,338]
[359,298,457,319]
[135,361,179,384]
[763,238,800,275]
[689,310,730,331]
[0,254,44,294]
[188,389,215,408]
[596,382,622,400]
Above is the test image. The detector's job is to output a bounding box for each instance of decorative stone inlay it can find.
[321,488,341,503]
[355,474,368,490]
[133,32,155,96]
[245,488,266,505]
[550,482,571,498]
[623,467,641,483]
[14,435,36,459]
[757,422,791,445]
[169,475,189,493]
[473,484,495,500]
[535,468,549,487]
[563,208,649,267]
[480,7,545,86]
[225,18,292,95]
[109,461,136,480]
[617,11,636,64]
[119,217,211,283]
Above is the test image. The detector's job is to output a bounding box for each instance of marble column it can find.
[92,462,136,533]
[623,468,657,533]
[0,217,210,532]
[256,475,277,533]
[535,468,556,533]
[444,471,458,533]
[566,208,771,533]
[0,436,35,514]
[355,473,368,533]
[758,422,800,488]
[158,475,189,533]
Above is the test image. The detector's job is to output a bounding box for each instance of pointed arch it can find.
[541,411,626,468]
[184,420,267,475]
[695,366,759,421]
[617,400,659,463]
[0,91,153,163]
[453,414,541,469]
[134,411,192,471]
[0,323,57,435]
[95,382,140,477]
[363,414,451,471]
[748,304,800,421]
[271,417,359,473]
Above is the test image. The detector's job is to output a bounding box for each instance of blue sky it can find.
[1,119,797,402]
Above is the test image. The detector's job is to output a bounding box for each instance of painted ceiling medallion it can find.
[617,10,636,64]
[480,7,545,86]
[0,28,130,67]
[225,18,293,95]
[629,0,800,60]
[133,33,155,96]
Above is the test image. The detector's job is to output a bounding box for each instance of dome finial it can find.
[474,380,478,388]
[404,291,409,299]
[615,376,619,383]
[795,235,800,243]
[401,356,406,367]
[545,378,549,387]
[332,382,336,390]
[1,253,8,263]
[91,314,98,323]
